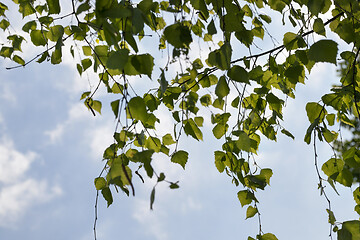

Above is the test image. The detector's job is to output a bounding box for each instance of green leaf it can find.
[47,25,64,42]
[194,116,204,127]
[76,2,91,15]
[268,0,285,12]
[129,54,154,78]
[326,209,336,224]
[207,43,232,70]
[127,96,148,122]
[231,96,240,108]
[37,51,49,63]
[354,187,360,205]
[22,20,37,33]
[215,76,230,99]
[338,221,360,240]
[281,129,295,139]
[184,118,203,141]
[260,168,273,185]
[237,190,256,207]
[322,158,344,179]
[213,123,227,139]
[246,206,258,219]
[236,131,251,152]
[169,182,180,189]
[30,30,47,46]
[101,187,113,207]
[0,47,13,58]
[80,92,91,100]
[13,55,25,65]
[46,0,61,14]
[164,23,192,48]
[18,1,35,17]
[94,177,107,190]
[207,19,217,35]
[308,40,338,64]
[214,151,225,173]
[111,99,120,118]
[259,14,271,24]
[145,137,161,153]
[171,150,189,169]
[91,100,102,114]
[200,94,212,107]
[150,187,155,210]
[227,65,250,83]
[326,114,335,126]
[81,58,92,71]
[107,49,129,70]
[305,102,325,123]
[82,46,92,56]
[51,48,62,65]
[307,0,331,16]
[313,18,325,36]
[259,233,278,240]
[322,128,338,143]
[0,19,9,31]
[162,134,176,145]
[283,32,298,50]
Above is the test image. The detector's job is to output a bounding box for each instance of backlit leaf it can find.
[127,97,148,122]
[306,102,325,123]
[246,206,258,219]
[111,100,120,118]
[215,76,230,99]
[237,190,256,207]
[338,221,360,240]
[227,65,250,83]
[150,187,155,210]
[107,49,129,70]
[308,40,338,64]
[30,30,47,46]
[208,43,232,70]
[94,177,107,190]
[101,187,113,207]
[259,233,278,240]
[46,0,61,14]
[13,55,25,65]
[171,150,188,169]
[313,18,325,36]
[164,23,192,48]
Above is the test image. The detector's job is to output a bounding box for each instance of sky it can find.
[0,1,359,240]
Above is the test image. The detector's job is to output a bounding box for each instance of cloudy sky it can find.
[1,2,359,240]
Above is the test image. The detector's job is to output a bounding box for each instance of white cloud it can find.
[0,137,62,228]
[132,199,169,240]
[0,138,36,184]
[45,123,65,144]
[180,196,202,214]
[0,83,16,104]
[87,123,114,160]
[0,179,62,228]
[44,102,89,144]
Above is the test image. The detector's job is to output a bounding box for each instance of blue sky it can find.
[1,2,359,240]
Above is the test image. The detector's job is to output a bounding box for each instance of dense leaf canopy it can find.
[2,0,360,239]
